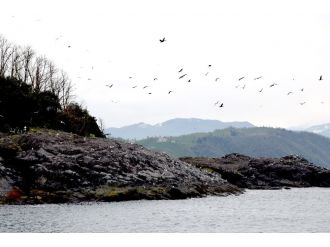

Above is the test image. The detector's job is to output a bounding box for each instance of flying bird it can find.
[205,72,209,76]
[143,86,148,89]
[187,79,191,82]
[208,65,212,67]
[238,77,245,81]
[259,88,263,93]
[106,84,113,88]
[287,91,293,95]
[168,91,173,94]
[178,68,183,73]
[300,102,306,105]
[269,83,278,87]
[148,92,152,95]
[301,88,304,91]
[67,45,71,48]
[254,76,262,80]
[129,76,133,79]
[219,103,224,108]
[215,77,220,82]
[179,74,187,79]
[242,85,246,90]
[214,101,219,106]
[154,78,158,81]
[159,37,166,43]
[132,86,137,88]
[319,75,323,81]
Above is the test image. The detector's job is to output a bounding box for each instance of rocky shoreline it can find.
[0,130,239,204]
[1,130,330,204]
[180,154,330,189]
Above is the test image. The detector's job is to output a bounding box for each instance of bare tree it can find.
[9,45,24,80]
[0,35,13,77]
[21,46,35,84]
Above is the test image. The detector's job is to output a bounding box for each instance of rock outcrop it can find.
[180,154,330,189]
[0,130,239,204]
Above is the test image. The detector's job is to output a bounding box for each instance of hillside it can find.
[138,127,330,168]
[304,123,330,138]
[106,118,254,140]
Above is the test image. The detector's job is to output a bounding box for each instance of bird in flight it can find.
[300,88,304,91]
[219,103,224,108]
[242,85,246,90]
[319,75,323,81]
[159,37,166,43]
[178,68,183,73]
[129,76,133,79]
[106,84,113,88]
[300,102,306,105]
[287,91,293,95]
[179,74,187,79]
[269,83,278,87]
[187,79,191,82]
[215,77,220,82]
[154,78,158,81]
[148,92,152,95]
[67,45,71,48]
[143,86,148,89]
[214,101,219,106]
[238,77,245,81]
[88,78,92,81]
[168,91,173,94]
[254,76,262,80]
[205,72,209,76]
[132,86,137,88]
[259,88,263,93]
[208,65,212,67]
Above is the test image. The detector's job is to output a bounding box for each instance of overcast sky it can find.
[1,0,330,128]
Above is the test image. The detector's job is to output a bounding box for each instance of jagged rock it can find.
[0,130,239,204]
[180,153,330,189]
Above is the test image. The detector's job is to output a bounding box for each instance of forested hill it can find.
[138,127,330,169]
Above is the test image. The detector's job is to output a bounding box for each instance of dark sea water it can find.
[0,188,329,232]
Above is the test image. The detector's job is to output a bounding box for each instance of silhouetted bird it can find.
[148,92,152,95]
[154,78,158,81]
[301,88,304,91]
[208,65,212,67]
[214,101,219,106]
[168,91,173,94]
[269,83,278,87]
[159,37,166,43]
[300,102,306,105]
[129,77,133,79]
[187,79,191,82]
[178,68,183,73]
[106,84,113,88]
[219,103,224,108]
[319,75,323,81]
[238,77,245,81]
[68,45,71,48]
[132,86,137,88]
[215,78,220,82]
[143,86,148,89]
[242,85,246,90]
[287,91,293,95]
[259,88,263,92]
[88,78,92,81]
[254,76,262,80]
[205,72,209,76]
[179,74,187,79]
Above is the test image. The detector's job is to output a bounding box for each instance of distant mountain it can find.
[105,118,255,140]
[138,127,330,169]
[304,123,330,138]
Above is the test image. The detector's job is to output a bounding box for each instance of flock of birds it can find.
[98,37,326,109]
[50,32,327,109]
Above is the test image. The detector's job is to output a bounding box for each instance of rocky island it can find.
[0,130,239,204]
[1,130,330,204]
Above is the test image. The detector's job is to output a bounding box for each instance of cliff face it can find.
[0,130,238,204]
[180,154,330,189]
